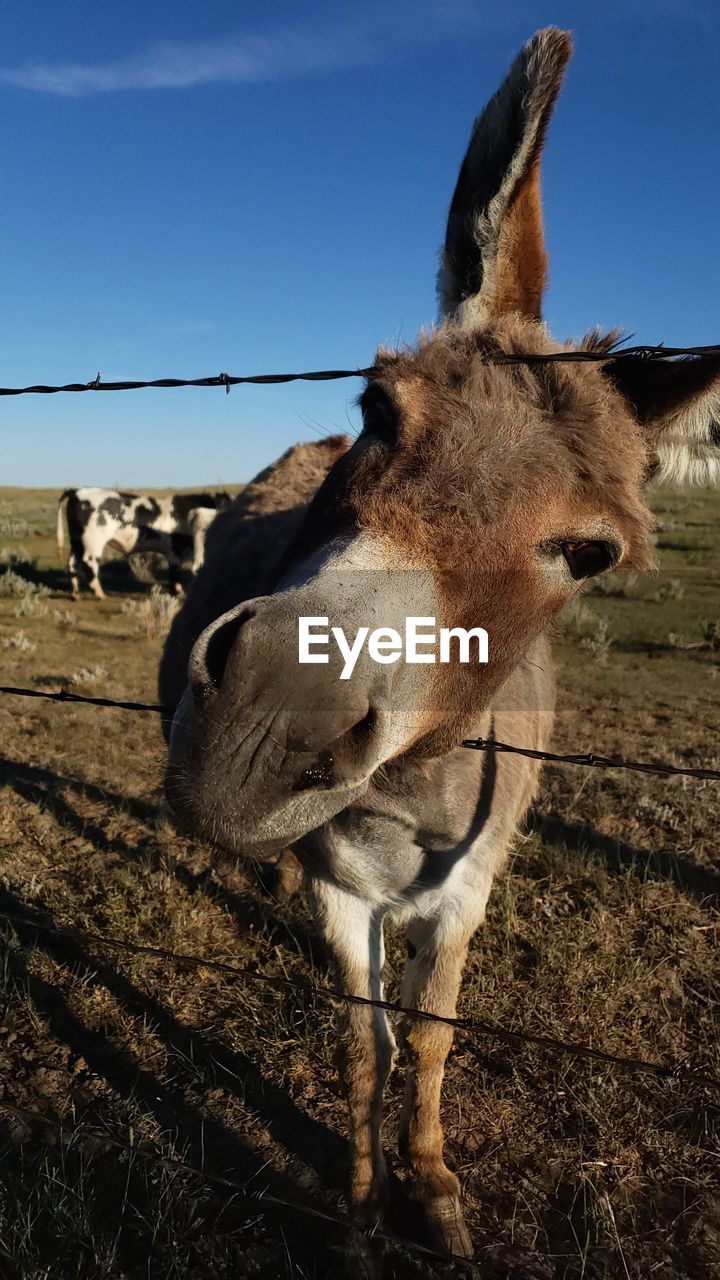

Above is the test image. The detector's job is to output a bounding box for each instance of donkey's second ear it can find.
[439,28,571,327]
[603,353,720,486]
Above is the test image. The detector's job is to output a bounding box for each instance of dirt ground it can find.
[0,483,718,1280]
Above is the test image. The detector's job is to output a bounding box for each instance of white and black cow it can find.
[57,487,231,599]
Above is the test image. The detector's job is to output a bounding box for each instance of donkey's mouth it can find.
[169,772,372,860]
[173,794,295,859]
[166,694,375,858]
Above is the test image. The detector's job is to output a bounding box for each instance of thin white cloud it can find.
[0,28,378,96]
[0,3,499,97]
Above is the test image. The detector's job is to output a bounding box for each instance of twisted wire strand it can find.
[1,342,720,396]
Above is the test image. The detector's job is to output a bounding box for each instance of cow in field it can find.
[57,487,231,599]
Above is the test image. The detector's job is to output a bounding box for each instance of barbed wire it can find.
[0,1100,481,1273]
[0,684,166,714]
[1,683,718,780]
[1,343,720,397]
[461,737,720,780]
[0,368,375,396]
[2,906,717,1089]
[495,343,720,363]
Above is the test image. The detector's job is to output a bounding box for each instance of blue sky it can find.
[2,0,719,487]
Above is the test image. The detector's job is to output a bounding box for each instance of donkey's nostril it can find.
[290,703,381,792]
[205,614,246,688]
[293,750,336,792]
[191,610,250,692]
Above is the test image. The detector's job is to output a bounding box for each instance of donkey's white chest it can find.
[312,817,495,925]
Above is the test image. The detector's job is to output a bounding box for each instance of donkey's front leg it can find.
[312,882,396,1227]
[399,903,487,1259]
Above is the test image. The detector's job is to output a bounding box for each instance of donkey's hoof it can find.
[425,1194,474,1259]
[255,848,304,903]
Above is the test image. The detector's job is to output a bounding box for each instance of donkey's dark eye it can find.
[360,390,397,443]
[561,540,618,580]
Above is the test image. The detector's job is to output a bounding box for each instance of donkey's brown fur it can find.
[160,434,349,714]
[360,324,655,572]
[161,29,720,1267]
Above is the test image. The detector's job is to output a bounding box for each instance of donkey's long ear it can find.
[603,354,720,485]
[438,28,571,326]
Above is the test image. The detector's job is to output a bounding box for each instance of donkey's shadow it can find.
[0,886,363,1277]
[0,754,323,965]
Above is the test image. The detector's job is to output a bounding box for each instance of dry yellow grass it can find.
[0,483,718,1279]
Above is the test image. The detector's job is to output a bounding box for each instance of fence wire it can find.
[2,906,717,1090]
[0,683,166,714]
[1,342,720,396]
[1,683,718,780]
[0,368,374,396]
[461,736,720,781]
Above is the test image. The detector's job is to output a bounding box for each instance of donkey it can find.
[160,29,720,1260]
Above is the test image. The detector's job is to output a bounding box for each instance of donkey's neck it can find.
[297,636,554,907]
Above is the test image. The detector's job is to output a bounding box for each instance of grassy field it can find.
[0,484,718,1280]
